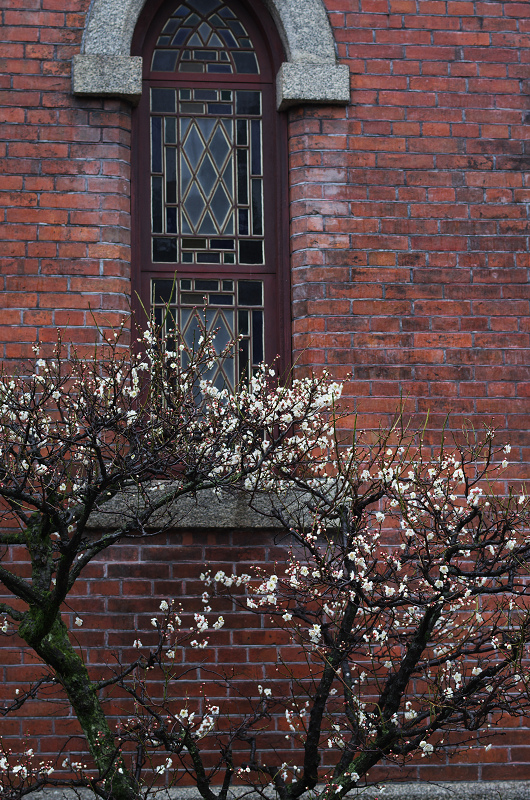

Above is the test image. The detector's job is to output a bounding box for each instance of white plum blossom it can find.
[309,624,321,644]
[419,741,434,756]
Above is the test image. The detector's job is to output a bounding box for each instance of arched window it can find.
[132,0,288,389]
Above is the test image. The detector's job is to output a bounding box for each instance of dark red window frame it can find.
[131,0,290,376]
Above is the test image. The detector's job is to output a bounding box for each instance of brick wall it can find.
[290,0,530,453]
[1,0,131,360]
[0,531,300,782]
[2,530,529,784]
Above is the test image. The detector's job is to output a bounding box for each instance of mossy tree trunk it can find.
[19,608,138,800]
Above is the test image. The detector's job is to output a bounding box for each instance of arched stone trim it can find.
[72,0,350,109]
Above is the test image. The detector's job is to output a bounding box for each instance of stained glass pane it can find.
[163,18,180,34]
[151,88,176,112]
[233,52,258,73]
[210,127,230,166]
[238,339,249,382]
[211,184,231,226]
[196,116,216,140]
[184,183,206,228]
[198,21,212,40]
[180,158,192,195]
[208,33,224,46]
[195,89,217,101]
[252,310,263,364]
[152,51,178,71]
[238,309,249,335]
[236,91,260,115]
[153,238,177,262]
[207,103,232,114]
[196,279,218,290]
[181,102,205,113]
[214,312,231,350]
[197,154,217,195]
[250,119,261,175]
[173,28,191,45]
[152,280,176,304]
[179,63,204,72]
[238,281,262,306]
[238,209,248,236]
[182,237,206,248]
[152,176,163,233]
[198,210,217,234]
[239,240,263,264]
[166,206,177,233]
[151,117,162,172]
[237,149,248,204]
[166,148,177,203]
[251,179,262,236]
[207,64,231,73]
[165,117,176,144]
[182,125,204,169]
[236,119,247,146]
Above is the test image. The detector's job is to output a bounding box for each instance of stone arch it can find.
[72,0,350,108]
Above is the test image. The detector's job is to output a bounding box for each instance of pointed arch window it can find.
[133,0,288,390]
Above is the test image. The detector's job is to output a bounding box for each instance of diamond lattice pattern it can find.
[180,118,234,235]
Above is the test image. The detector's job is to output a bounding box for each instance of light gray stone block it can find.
[260,0,337,63]
[72,54,142,102]
[277,62,351,110]
[85,486,284,530]
[81,0,146,56]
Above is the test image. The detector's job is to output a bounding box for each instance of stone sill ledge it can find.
[35,783,530,800]
[85,487,284,531]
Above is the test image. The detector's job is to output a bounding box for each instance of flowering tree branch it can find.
[0,317,341,800]
[208,424,530,800]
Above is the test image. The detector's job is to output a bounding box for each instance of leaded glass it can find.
[152,0,259,74]
[150,86,264,265]
[152,277,265,390]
